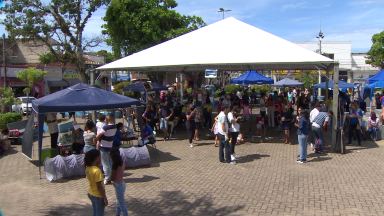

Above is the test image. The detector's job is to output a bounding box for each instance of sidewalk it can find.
[1,116,384,215]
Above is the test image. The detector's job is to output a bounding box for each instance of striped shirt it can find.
[313,112,329,128]
[99,124,117,148]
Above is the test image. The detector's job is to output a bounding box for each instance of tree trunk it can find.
[78,66,89,84]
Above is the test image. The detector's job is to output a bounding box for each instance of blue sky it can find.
[1,0,383,53]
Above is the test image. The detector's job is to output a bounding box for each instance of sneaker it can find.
[296,159,307,164]
[316,151,324,154]
[233,154,240,159]
[231,155,237,161]
[229,161,236,165]
[164,138,167,141]
[189,143,193,148]
[104,180,112,185]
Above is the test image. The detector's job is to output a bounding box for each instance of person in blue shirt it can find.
[295,109,310,163]
[138,122,155,147]
[273,91,278,104]
[346,101,363,146]
[113,123,126,147]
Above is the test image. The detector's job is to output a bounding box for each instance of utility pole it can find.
[2,34,6,87]
[316,22,324,97]
[217,8,231,19]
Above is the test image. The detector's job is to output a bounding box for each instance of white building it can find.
[294,42,379,86]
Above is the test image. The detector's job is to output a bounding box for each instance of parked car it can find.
[12,97,36,115]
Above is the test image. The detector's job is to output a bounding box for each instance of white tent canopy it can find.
[97,17,334,72]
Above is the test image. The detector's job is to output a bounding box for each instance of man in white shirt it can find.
[309,104,321,150]
[292,88,297,105]
[228,106,242,161]
[217,105,235,165]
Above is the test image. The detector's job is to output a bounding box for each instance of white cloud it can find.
[282,1,307,10]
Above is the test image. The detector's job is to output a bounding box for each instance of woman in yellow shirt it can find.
[85,149,108,215]
[325,95,333,111]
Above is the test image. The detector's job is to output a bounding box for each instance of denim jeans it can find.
[368,126,379,140]
[83,145,96,153]
[348,124,361,145]
[100,148,112,181]
[218,134,231,163]
[312,126,324,152]
[88,193,105,216]
[113,182,128,216]
[160,118,169,130]
[298,134,309,161]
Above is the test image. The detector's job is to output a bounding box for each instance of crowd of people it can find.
[43,86,383,215]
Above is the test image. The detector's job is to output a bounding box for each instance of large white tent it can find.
[97,17,334,72]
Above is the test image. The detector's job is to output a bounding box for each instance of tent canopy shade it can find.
[32,83,141,113]
[365,69,384,84]
[123,82,168,92]
[230,71,274,85]
[96,17,334,72]
[270,78,304,88]
[313,80,357,89]
[363,79,384,101]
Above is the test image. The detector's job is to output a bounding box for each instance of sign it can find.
[1,67,42,78]
[111,71,130,82]
[143,82,153,91]
[62,68,78,79]
[272,69,334,75]
[205,69,217,78]
[257,82,263,86]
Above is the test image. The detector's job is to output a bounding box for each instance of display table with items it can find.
[57,130,74,156]
[44,146,151,181]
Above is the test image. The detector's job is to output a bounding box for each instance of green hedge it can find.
[214,91,222,98]
[0,113,23,130]
[224,84,240,94]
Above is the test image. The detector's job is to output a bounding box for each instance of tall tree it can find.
[366,31,384,69]
[16,67,47,117]
[102,0,205,57]
[1,0,110,83]
[94,50,117,63]
[103,0,205,84]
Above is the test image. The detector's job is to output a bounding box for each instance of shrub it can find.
[224,84,240,94]
[214,91,221,98]
[252,84,270,94]
[112,81,140,99]
[0,113,23,130]
[187,88,192,94]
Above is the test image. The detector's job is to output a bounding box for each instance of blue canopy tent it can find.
[363,79,384,110]
[26,83,142,178]
[123,82,168,92]
[123,82,169,104]
[365,69,384,84]
[230,70,274,85]
[270,78,304,88]
[313,80,359,103]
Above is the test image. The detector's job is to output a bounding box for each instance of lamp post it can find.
[217,8,231,19]
[316,24,324,97]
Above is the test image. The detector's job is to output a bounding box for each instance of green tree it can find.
[103,0,206,85]
[1,0,110,83]
[102,0,205,57]
[0,87,20,113]
[300,74,318,90]
[16,67,47,117]
[366,31,384,68]
[94,50,117,63]
[112,81,140,98]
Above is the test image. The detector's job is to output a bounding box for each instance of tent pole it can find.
[38,113,44,179]
[180,73,183,104]
[136,105,143,139]
[325,67,330,100]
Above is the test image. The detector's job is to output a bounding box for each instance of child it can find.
[243,101,252,131]
[110,147,128,216]
[194,104,202,141]
[256,117,264,135]
[84,149,108,215]
[113,123,127,148]
[237,133,245,144]
[211,116,219,147]
[96,113,106,150]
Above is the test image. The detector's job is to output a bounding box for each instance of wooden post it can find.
[331,63,339,152]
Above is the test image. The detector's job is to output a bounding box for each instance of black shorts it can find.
[260,111,266,118]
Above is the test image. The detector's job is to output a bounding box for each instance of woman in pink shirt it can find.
[110,147,128,216]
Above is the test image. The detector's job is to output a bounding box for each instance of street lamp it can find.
[316,23,324,97]
[217,8,231,19]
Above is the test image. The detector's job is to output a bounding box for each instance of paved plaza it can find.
[1,115,384,216]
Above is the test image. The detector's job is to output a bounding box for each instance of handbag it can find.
[356,123,361,130]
